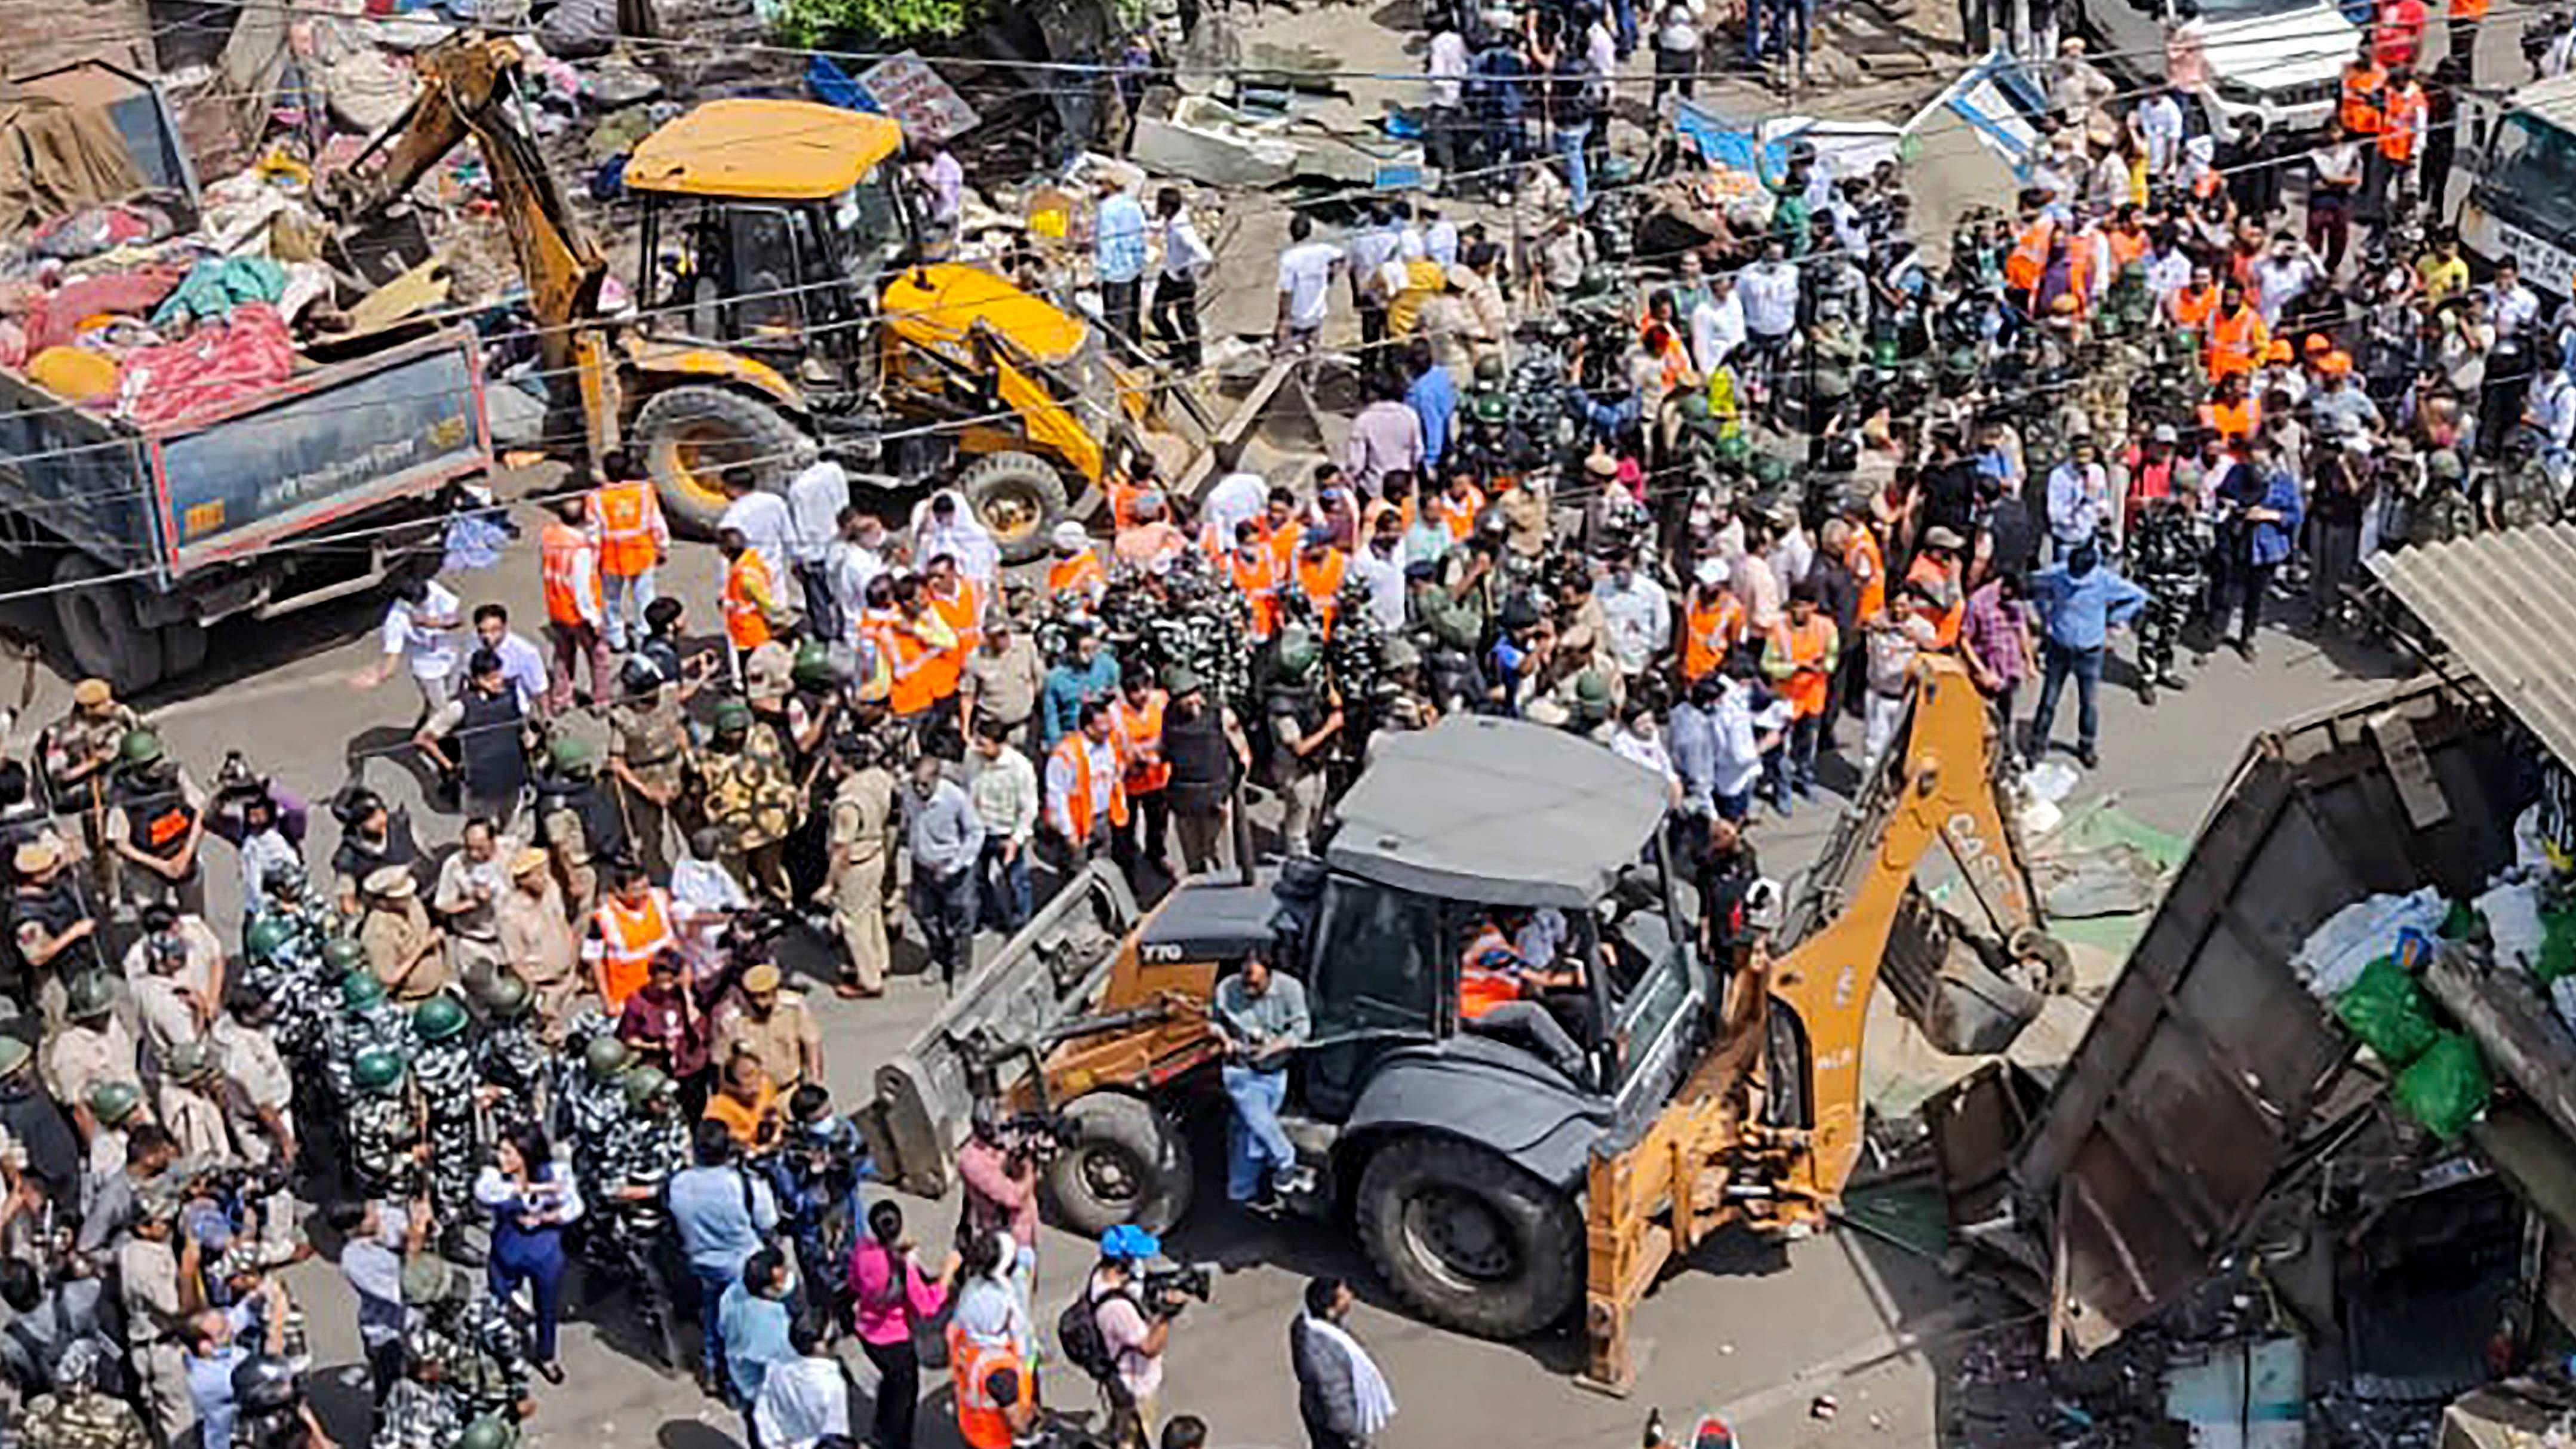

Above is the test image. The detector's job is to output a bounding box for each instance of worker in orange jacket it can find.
[2204,279,2268,381]
[538,493,611,713]
[591,448,669,652]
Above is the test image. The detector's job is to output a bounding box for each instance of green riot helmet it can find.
[1751,453,1793,490]
[0,1036,30,1081]
[1870,338,1900,368]
[1715,434,1751,466]
[118,730,165,771]
[352,1047,405,1094]
[547,736,595,776]
[1942,346,1978,379]
[1474,353,1507,385]
[1473,393,1509,426]
[64,971,115,1022]
[87,1079,143,1127]
[321,938,366,977]
[712,699,754,733]
[342,970,388,1012]
[583,1034,632,1080]
[791,640,837,691]
[456,1418,518,1449]
[1570,670,1611,719]
[1274,626,1321,682]
[1678,392,1713,423]
[1576,266,1613,299]
[622,1065,675,1110]
[412,994,468,1044]
[2429,448,2466,484]
[475,971,533,1022]
[243,916,295,964]
[401,1255,460,1306]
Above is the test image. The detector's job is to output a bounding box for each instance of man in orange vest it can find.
[886,576,961,733]
[1454,909,1588,1076]
[2379,64,2426,201]
[1680,557,1744,685]
[591,448,669,653]
[1430,471,1484,541]
[947,1278,1038,1449]
[924,552,983,694]
[1045,700,1128,867]
[1290,530,1348,638]
[1760,582,1839,811]
[1226,518,1285,642]
[1108,672,1170,882]
[582,862,677,1012]
[2204,279,2268,381]
[720,528,786,688]
[539,494,611,715]
[1046,522,1108,607]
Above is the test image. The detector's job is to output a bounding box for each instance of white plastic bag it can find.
[2479,878,2549,979]
[2291,887,2450,1001]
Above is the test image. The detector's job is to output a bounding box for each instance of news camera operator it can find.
[1065,1226,1209,1449]
[956,1100,1041,1293]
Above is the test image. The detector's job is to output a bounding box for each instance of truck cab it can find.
[2460,75,2576,298]
[2079,0,2350,135]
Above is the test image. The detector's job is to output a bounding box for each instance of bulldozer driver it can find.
[1455,909,1589,1080]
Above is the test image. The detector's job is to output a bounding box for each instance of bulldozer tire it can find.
[1045,1092,1195,1237]
[958,451,1070,565]
[634,386,806,536]
[1356,1136,1582,1340]
[53,555,162,696]
[161,622,209,679]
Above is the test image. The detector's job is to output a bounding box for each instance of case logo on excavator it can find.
[1946,810,2016,902]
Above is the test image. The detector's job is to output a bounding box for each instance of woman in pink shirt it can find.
[849,1200,955,1449]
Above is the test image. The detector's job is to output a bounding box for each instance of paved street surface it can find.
[0,451,2412,1449]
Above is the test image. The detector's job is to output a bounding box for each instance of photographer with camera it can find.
[957,1100,1040,1295]
[1060,1225,1187,1449]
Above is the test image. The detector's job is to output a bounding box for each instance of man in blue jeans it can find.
[667,1119,780,1399]
[2027,541,2148,771]
[1210,953,1313,1214]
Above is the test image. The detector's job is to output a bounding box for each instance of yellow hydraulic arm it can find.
[1581,651,2062,1392]
[324,35,622,457]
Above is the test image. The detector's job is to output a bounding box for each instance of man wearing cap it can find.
[128,906,214,1086]
[13,835,100,1005]
[714,962,822,1097]
[1047,523,1110,609]
[38,679,136,804]
[0,1035,80,1209]
[2128,461,2212,703]
[117,1183,196,1444]
[154,1041,232,1162]
[16,1336,148,1449]
[1082,1225,1177,1448]
[494,847,577,1035]
[358,865,451,1003]
[961,612,1045,750]
[1905,527,1968,648]
[607,656,694,879]
[432,817,511,982]
[43,974,133,1147]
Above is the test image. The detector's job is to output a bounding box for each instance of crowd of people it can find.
[2,0,2573,1445]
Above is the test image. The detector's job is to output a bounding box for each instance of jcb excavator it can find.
[325,36,1197,555]
[858,652,2071,1391]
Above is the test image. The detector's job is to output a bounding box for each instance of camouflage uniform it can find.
[598,1103,690,1368]
[349,1079,424,1200]
[244,905,335,1064]
[326,1001,411,1103]
[475,1017,549,1146]
[2128,497,2210,693]
[16,1392,150,1449]
[2489,453,2562,531]
[371,1376,463,1449]
[413,1031,481,1226]
[694,739,797,861]
[427,1294,528,1423]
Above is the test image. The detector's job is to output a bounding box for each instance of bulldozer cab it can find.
[624,99,909,387]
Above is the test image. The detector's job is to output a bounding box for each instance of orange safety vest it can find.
[1360,496,1416,540]
[1110,690,1170,794]
[1905,555,1963,648]
[1432,487,1484,541]
[2380,82,2424,162]
[2003,220,2054,294]
[1229,549,1283,640]
[854,605,900,664]
[722,552,774,650]
[1766,615,1836,717]
[1047,549,1106,602]
[929,579,982,666]
[592,481,663,578]
[539,520,602,627]
[1296,550,1347,637]
[1849,527,1888,621]
[1457,925,1524,1020]
[1050,735,1130,839]
[887,619,946,718]
[2170,284,2219,331]
[2106,226,2147,270]
[1682,590,1744,682]
[2453,0,2488,19]
[2338,62,2387,135]
[593,890,675,1010]
[2206,306,2267,380]
[2200,396,2261,442]
[947,1329,1020,1449]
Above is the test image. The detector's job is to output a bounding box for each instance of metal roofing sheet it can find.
[2367,522,2576,766]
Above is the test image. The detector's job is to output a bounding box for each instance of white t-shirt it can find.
[1201,470,1268,543]
[720,490,795,582]
[382,580,461,684]
[1738,263,1799,337]
[1278,241,1345,331]
[785,460,850,567]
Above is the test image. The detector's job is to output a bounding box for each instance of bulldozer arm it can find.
[859,864,1139,1196]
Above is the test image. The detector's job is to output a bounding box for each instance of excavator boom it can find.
[327,35,620,456]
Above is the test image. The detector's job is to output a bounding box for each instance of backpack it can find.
[1056,1285,1120,1387]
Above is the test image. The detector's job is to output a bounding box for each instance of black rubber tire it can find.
[160,621,210,679]
[1044,1092,1195,1237]
[957,450,1071,565]
[52,555,162,696]
[632,385,807,536]
[1355,1136,1584,1340]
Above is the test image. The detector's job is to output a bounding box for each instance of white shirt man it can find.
[1738,261,1799,340]
[784,459,849,569]
[1428,26,1470,107]
[1347,537,1407,631]
[719,487,795,582]
[2134,91,2184,177]
[2489,272,2544,337]
[1277,237,1345,337]
[2250,245,2319,327]
[380,580,461,708]
[1691,281,1745,376]
[1159,207,1213,285]
[1200,470,1267,547]
[1592,565,1672,676]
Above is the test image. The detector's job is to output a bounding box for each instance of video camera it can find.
[995,1109,1075,1173]
[1141,1261,1213,1316]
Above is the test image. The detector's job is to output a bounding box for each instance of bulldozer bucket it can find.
[1879,886,2048,1057]
[859,863,1140,1196]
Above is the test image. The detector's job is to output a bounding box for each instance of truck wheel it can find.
[52,555,162,696]
[1045,1093,1195,1236]
[161,623,209,679]
[1356,1136,1583,1340]
[958,451,1070,565]
[634,386,807,536]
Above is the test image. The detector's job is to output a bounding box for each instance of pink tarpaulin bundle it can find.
[118,302,294,429]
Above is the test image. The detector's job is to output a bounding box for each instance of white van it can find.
[2079,0,2357,134]
[2459,73,2576,296]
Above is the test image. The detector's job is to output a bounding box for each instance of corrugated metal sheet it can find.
[2368,523,2576,768]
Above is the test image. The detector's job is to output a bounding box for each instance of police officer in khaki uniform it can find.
[822,734,897,997]
[38,680,136,810]
[604,658,692,879]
